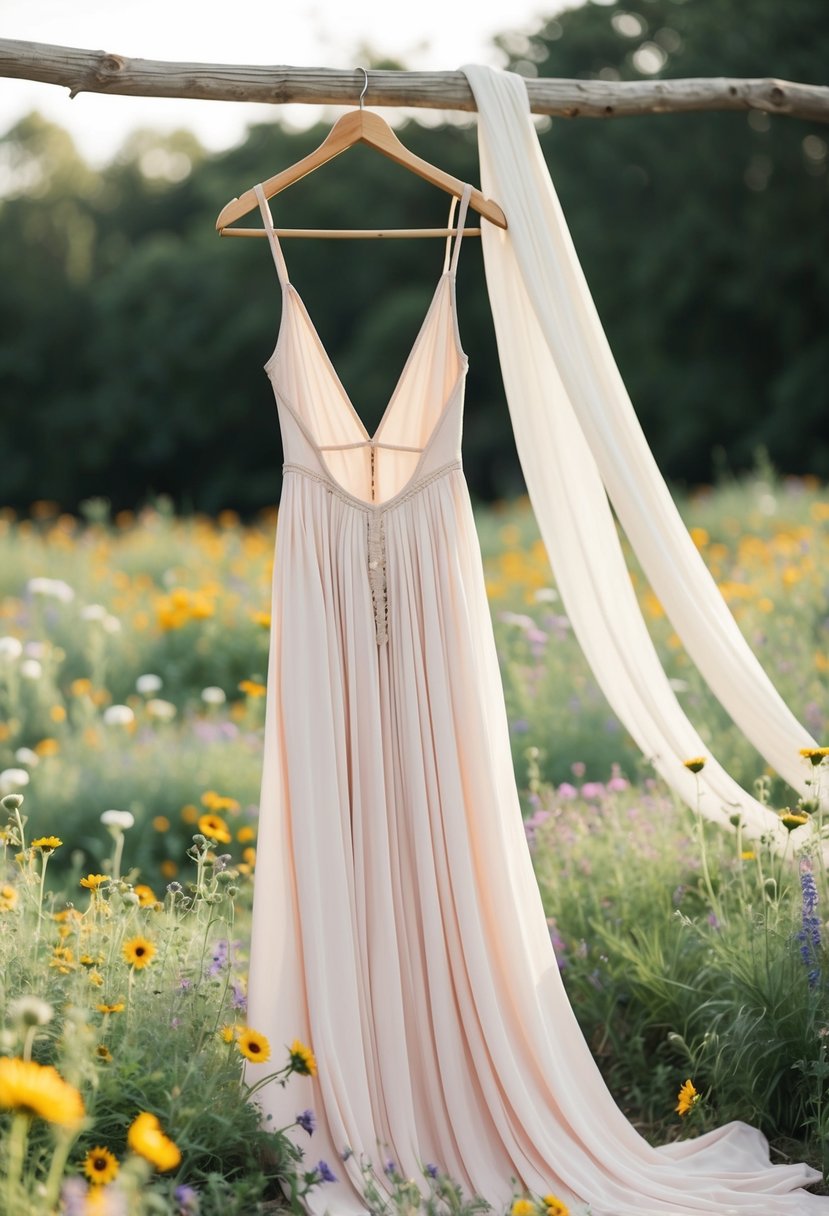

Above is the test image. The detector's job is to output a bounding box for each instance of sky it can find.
[1,0,564,164]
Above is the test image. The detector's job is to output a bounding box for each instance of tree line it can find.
[1,0,827,517]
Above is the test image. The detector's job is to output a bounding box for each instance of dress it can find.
[245,180,828,1216]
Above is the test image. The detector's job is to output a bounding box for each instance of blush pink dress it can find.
[245,181,828,1216]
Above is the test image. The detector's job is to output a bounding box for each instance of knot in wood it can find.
[100,53,126,76]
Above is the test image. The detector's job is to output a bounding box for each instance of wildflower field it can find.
[0,465,828,1214]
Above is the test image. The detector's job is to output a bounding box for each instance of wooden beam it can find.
[1,38,828,124]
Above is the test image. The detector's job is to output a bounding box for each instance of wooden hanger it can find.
[215,69,507,239]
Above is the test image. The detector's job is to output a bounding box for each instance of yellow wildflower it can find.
[238,679,267,697]
[800,747,829,766]
[543,1196,570,1216]
[236,826,255,844]
[780,810,810,832]
[31,836,63,851]
[152,816,170,832]
[237,1028,271,1064]
[95,1044,113,1062]
[83,1146,119,1186]
[200,790,240,812]
[96,1002,125,1015]
[50,946,76,973]
[0,883,18,912]
[198,813,231,844]
[80,874,109,891]
[288,1038,317,1077]
[220,1024,236,1044]
[127,1112,181,1171]
[675,1078,699,1116]
[134,884,157,907]
[122,936,156,969]
[511,1201,535,1216]
[683,757,706,774]
[0,1058,85,1127]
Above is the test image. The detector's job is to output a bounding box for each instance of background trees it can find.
[1,0,827,516]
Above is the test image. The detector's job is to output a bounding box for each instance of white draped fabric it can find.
[460,63,825,853]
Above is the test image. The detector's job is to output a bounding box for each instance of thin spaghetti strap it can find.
[442,193,460,274]
[448,183,473,277]
[254,183,290,286]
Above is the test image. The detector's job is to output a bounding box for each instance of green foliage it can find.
[3,3,829,514]
[498,0,829,489]
[0,796,305,1214]
[530,774,829,1184]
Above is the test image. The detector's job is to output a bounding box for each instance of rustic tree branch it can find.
[1,37,828,124]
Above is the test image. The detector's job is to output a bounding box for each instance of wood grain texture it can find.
[2,38,828,123]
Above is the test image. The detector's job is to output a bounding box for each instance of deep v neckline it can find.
[269,274,468,511]
[276,269,457,449]
[255,180,472,509]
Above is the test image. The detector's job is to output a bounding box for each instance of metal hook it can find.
[357,66,368,110]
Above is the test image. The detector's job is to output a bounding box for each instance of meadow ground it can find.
[0,465,827,1214]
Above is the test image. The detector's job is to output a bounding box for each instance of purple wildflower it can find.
[296,1109,316,1136]
[208,940,229,977]
[557,782,578,800]
[59,1179,87,1216]
[174,1184,200,1215]
[547,917,568,970]
[316,1160,337,1183]
[545,613,571,639]
[796,860,822,989]
[425,1163,439,1179]
[384,1158,397,1177]
[231,980,247,1011]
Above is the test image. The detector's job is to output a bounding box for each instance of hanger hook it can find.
[357,66,368,110]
